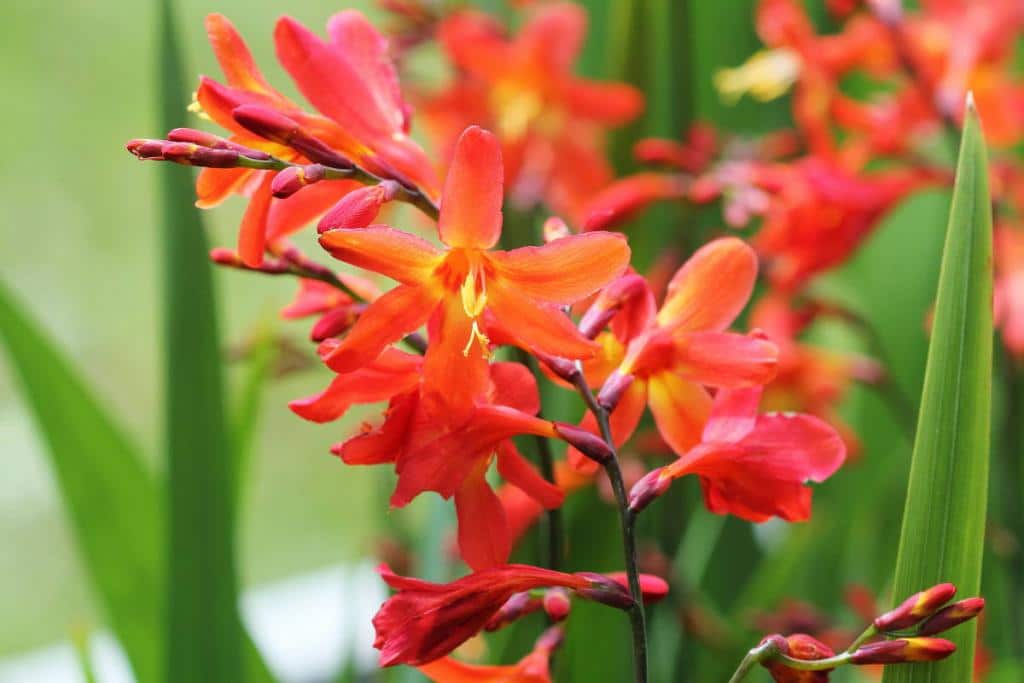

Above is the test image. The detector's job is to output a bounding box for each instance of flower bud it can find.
[597,370,635,413]
[917,597,985,636]
[874,583,956,632]
[232,105,352,169]
[573,573,635,610]
[578,274,651,339]
[850,637,955,665]
[605,572,670,604]
[543,588,571,622]
[310,307,361,342]
[209,247,243,266]
[553,423,612,464]
[628,468,671,513]
[318,181,401,232]
[762,634,834,683]
[484,592,541,631]
[534,351,580,383]
[271,164,326,198]
[161,142,241,168]
[166,128,271,159]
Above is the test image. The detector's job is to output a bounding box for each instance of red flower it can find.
[421,4,643,222]
[629,383,846,521]
[317,126,630,422]
[416,626,563,683]
[568,238,778,472]
[762,633,836,683]
[373,565,590,666]
[187,12,438,266]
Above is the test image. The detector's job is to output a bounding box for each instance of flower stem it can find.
[727,640,782,683]
[571,369,648,683]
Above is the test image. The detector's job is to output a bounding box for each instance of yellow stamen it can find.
[187,91,212,121]
[462,319,493,359]
[714,48,801,104]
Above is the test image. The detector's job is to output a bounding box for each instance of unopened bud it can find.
[851,637,955,665]
[605,572,670,604]
[309,307,360,342]
[762,634,835,683]
[597,370,635,412]
[535,351,580,382]
[210,247,243,266]
[578,274,651,339]
[484,591,541,631]
[542,217,571,242]
[874,583,956,632]
[166,128,271,159]
[628,468,672,513]
[573,573,635,610]
[161,142,241,168]
[917,597,985,636]
[232,105,352,169]
[272,164,326,198]
[553,423,612,464]
[318,181,400,232]
[543,588,571,622]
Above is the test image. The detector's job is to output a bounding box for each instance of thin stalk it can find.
[727,639,783,683]
[570,369,648,683]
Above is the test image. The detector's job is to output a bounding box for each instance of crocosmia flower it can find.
[629,384,845,521]
[761,633,836,683]
[189,12,438,266]
[422,3,643,221]
[417,626,563,683]
[317,125,630,419]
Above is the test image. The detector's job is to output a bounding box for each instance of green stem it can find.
[727,640,782,683]
[571,370,648,683]
[845,625,878,653]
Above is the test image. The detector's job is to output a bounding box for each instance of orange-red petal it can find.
[196,167,253,209]
[673,331,778,387]
[487,282,597,358]
[438,126,504,250]
[647,371,712,456]
[563,80,644,126]
[657,237,758,332]
[205,13,277,94]
[568,379,648,472]
[323,284,440,373]
[455,462,511,570]
[496,441,564,510]
[267,179,360,241]
[488,232,631,305]
[318,226,442,284]
[238,173,274,266]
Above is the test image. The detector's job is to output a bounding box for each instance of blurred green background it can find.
[0,0,389,658]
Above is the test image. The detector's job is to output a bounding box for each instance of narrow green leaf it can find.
[882,98,992,683]
[0,281,163,683]
[156,1,244,680]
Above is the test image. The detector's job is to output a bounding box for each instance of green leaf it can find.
[882,98,993,683]
[156,1,245,680]
[0,281,163,683]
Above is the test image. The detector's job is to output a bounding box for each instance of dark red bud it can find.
[484,592,541,631]
[605,572,670,604]
[851,637,955,664]
[271,164,326,198]
[318,181,400,232]
[232,105,352,169]
[166,128,272,159]
[310,307,360,342]
[573,573,635,610]
[535,351,580,382]
[597,370,635,412]
[628,468,671,513]
[209,248,243,266]
[917,597,985,636]
[553,423,612,464]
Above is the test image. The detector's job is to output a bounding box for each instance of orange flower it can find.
[421,3,643,222]
[568,238,778,472]
[186,12,439,266]
[417,626,563,683]
[317,126,630,421]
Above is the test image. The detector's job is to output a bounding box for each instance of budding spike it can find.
[850,637,955,664]
[874,583,956,632]
[553,423,613,464]
[917,597,985,636]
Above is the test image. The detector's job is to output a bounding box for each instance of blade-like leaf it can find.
[156,1,245,680]
[0,281,163,683]
[882,97,992,683]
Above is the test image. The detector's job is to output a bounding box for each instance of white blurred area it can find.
[0,563,384,683]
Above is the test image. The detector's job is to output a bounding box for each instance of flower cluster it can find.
[125,2,982,681]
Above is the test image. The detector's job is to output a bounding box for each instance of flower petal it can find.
[318,226,442,284]
[519,2,586,73]
[563,80,644,126]
[496,440,564,509]
[701,386,763,443]
[289,349,421,423]
[657,237,758,332]
[205,13,278,95]
[487,282,598,358]
[335,394,417,465]
[438,126,504,249]
[238,173,274,267]
[323,284,439,373]
[568,379,648,472]
[737,412,847,483]
[673,331,778,387]
[488,232,631,305]
[455,462,511,570]
[647,371,712,456]
[421,297,491,424]
[196,167,253,209]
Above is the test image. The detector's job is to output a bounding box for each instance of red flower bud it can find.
[271,164,326,198]
[534,351,581,382]
[578,274,652,339]
[874,583,956,632]
[166,128,271,159]
[605,572,670,604]
[318,181,401,232]
[543,588,572,622]
[553,423,613,464]
[762,634,834,683]
[850,637,955,664]
[209,248,243,266]
[232,105,352,169]
[597,370,635,413]
[573,573,635,610]
[484,591,542,631]
[917,597,985,636]
[628,468,672,513]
